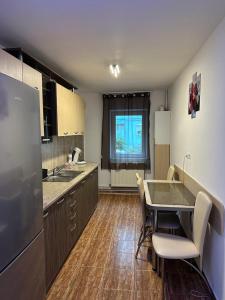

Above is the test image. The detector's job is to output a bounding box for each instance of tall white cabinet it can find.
[0,49,44,136]
[22,63,44,136]
[154,111,171,179]
[0,48,22,81]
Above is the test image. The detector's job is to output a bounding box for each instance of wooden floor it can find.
[47,193,212,300]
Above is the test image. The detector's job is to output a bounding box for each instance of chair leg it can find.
[157,255,160,276]
[161,258,165,300]
[135,227,145,259]
[182,259,213,297]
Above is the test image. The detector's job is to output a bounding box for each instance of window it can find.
[101,92,150,170]
[110,109,148,164]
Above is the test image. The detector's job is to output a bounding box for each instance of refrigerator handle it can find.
[57,198,65,205]
[43,212,49,219]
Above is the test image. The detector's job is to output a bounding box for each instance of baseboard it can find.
[99,186,138,194]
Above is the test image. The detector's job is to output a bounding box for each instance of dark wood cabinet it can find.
[43,205,59,291]
[43,167,98,291]
[43,196,69,291]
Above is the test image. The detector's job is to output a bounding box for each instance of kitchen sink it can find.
[43,170,83,182]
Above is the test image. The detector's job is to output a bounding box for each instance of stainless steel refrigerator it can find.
[0,74,45,300]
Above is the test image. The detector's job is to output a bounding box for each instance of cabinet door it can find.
[23,63,44,136]
[154,111,171,144]
[44,196,68,291]
[78,178,89,231]
[56,83,74,136]
[93,169,99,208]
[73,93,85,135]
[55,197,69,266]
[0,49,22,81]
[43,206,59,291]
[154,144,170,180]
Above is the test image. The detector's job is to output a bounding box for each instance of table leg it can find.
[152,209,157,271]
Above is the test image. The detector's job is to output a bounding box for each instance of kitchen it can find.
[0,1,225,300]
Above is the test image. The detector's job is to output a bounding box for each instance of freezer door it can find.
[0,74,43,271]
[0,231,45,300]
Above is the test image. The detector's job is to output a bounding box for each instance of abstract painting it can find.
[188,72,201,118]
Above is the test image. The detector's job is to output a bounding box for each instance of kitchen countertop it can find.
[43,162,98,210]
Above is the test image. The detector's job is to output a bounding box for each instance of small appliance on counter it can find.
[71,147,86,165]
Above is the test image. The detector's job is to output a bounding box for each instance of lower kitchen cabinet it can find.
[43,196,68,291]
[43,168,98,291]
[43,204,59,291]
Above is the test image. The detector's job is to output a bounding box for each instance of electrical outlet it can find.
[185,154,191,159]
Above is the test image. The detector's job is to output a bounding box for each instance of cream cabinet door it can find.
[56,84,85,136]
[73,93,85,135]
[0,48,22,81]
[22,63,44,137]
[56,83,75,136]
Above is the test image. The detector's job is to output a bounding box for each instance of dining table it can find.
[143,180,196,270]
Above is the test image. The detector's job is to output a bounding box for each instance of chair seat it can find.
[158,212,180,230]
[152,232,199,259]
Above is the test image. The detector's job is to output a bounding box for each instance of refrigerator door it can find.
[0,74,43,272]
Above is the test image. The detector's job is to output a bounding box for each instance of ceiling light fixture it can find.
[109,64,120,78]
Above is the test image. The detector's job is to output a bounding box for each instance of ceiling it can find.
[0,0,225,92]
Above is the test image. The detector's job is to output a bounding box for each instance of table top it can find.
[143,180,195,211]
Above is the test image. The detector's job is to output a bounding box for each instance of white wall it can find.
[169,16,225,300]
[79,90,165,187]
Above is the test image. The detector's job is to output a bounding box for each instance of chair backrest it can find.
[136,172,141,181]
[167,165,175,181]
[136,173,147,226]
[193,191,212,269]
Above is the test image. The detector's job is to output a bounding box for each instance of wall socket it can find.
[185,154,191,159]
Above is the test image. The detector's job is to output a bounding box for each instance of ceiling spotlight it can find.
[109,64,120,78]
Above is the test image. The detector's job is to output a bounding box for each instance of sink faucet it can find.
[53,165,64,176]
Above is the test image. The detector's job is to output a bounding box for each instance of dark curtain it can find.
[101,92,151,170]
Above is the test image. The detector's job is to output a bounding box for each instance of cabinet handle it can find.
[43,212,49,219]
[64,132,68,135]
[70,213,77,221]
[81,179,86,184]
[57,198,65,205]
[70,224,77,232]
[70,201,77,208]
[70,190,76,196]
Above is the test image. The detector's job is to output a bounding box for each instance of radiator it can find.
[110,169,144,187]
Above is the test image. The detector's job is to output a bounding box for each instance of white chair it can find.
[159,164,180,233]
[152,191,212,288]
[167,165,175,180]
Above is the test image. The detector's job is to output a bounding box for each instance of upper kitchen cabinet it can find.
[56,83,75,136]
[22,63,44,136]
[0,48,22,81]
[73,93,85,135]
[49,82,85,136]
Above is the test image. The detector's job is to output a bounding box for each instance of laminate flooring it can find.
[47,193,213,300]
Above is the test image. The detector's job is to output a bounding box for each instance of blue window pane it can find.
[115,115,142,155]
